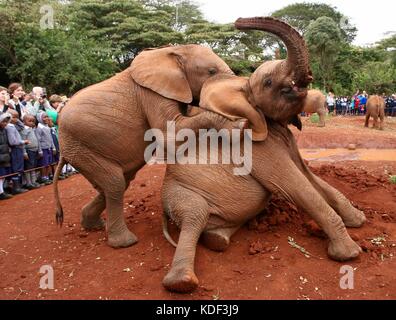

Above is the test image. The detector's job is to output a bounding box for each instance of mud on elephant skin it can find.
[161,17,366,294]
[53,44,241,249]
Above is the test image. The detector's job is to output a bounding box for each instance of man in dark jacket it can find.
[0,112,13,200]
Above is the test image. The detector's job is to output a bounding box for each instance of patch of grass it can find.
[310,113,320,123]
[390,176,396,184]
[310,113,332,123]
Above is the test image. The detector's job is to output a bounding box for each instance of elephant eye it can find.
[209,68,217,75]
[264,79,272,87]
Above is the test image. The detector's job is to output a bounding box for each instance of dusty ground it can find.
[0,116,395,300]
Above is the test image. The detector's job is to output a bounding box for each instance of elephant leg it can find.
[282,172,361,261]
[201,225,242,252]
[307,174,366,227]
[252,154,361,261]
[80,169,137,234]
[364,114,370,127]
[81,192,106,231]
[162,181,210,293]
[379,110,385,130]
[104,169,138,248]
[318,111,326,127]
[74,155,137,248]
[372,115,379,129]
[290,143,366,228]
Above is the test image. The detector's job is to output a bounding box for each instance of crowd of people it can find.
[0,83,76,200]
[325,90,396,116]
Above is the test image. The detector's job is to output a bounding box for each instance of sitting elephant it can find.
[303,89,327,127]
[53,44,239,248]
[365,95,385,130]
[160,17,365,293]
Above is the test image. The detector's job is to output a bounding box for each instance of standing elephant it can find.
[303,89,327,127]
[160,17,365,293]
[53,45,239,249]
[365,95,385,130]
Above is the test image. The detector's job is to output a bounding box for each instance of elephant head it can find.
[130,45,234,104]
[200,17,313,141]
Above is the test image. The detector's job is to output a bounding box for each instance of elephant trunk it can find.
[235,16,312,87]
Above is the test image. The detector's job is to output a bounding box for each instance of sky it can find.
[196,0,396,46]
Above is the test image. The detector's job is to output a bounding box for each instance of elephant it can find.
[53,44,242,249]
[303,89,327,127]
[159,17,366,293]
[365,95,385,130]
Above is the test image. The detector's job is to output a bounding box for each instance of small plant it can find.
[390,176,396,184]
[310,113,320,123]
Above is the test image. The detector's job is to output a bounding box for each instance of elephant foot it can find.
[328,238,361,261]
[107,229,138,248]
[342,209,366,228]
[81,215,106,231]
[201,230,230,252]
[163,267,199,293]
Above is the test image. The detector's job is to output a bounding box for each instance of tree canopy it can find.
[0,0,394,95]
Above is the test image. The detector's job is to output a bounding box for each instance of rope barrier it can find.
[0,162,60,179]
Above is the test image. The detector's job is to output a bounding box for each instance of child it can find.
[21,114,42,189]
[5,109,30,194]
[0,113,13,200]
[47,117,64,180]
[36,111,56,185]
[1,86,10,114]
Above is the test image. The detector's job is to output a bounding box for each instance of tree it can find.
[68,0,184,69]
[8,29,116,95]
[272,2,357,43]
[0,0,116,94]
[305,16,343,91]
[352,61,396,95]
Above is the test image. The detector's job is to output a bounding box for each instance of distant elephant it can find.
[160,17,365,293]
[53,44,239,249]
[365,95,385,130]
[303,89,327,127]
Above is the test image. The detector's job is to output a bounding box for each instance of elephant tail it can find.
[54,156,67,227]
[162,212,177,248]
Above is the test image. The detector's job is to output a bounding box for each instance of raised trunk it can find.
[235,17,312,87]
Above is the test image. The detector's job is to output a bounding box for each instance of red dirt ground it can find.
[0,116,395,300]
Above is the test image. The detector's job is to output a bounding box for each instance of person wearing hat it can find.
[0,113,13,200]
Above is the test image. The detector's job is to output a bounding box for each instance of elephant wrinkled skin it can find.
[53,45,238,248]
[161,17,366,293]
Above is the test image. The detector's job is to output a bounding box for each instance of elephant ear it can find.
[200,75,268,141]
[130,47,193,104]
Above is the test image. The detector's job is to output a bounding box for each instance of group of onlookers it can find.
[326,91,396,116]
[0,83,75,201]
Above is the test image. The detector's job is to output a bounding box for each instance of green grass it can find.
[390,176,396,184]
[309,113,332,123]
[310,113,320,123]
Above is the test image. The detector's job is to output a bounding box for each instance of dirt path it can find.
[293,116,396,149]
[0,117,395,300]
